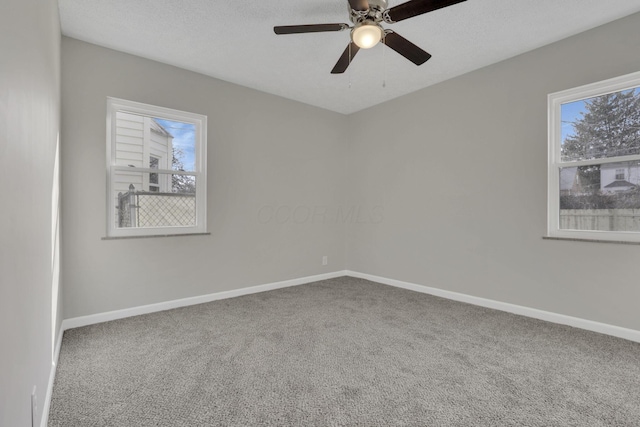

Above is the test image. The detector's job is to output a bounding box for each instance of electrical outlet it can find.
[322,256,328,266]
[31,386,37,427]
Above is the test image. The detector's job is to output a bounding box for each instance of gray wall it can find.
[0,0,61,426]
[62,13,640,332]
[347,12,640,331]
[61,38,348,319]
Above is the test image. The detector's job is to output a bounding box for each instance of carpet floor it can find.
[49,277,640,426]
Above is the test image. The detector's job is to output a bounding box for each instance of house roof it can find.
[604,180,635,188]
[57,0,640,114]
[151,119,172,138]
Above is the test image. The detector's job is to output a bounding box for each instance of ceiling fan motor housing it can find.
[349,0,388,24]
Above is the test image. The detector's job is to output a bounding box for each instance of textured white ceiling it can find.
[59,0,640,114]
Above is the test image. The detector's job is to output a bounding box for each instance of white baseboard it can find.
[62,270,348,331]
[41,323,64,427]
[345,270,640,343]
[61,268,640,342]
[44,268,639,424]
[45,271,343,426]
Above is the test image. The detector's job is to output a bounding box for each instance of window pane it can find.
[149,157,159,187]
[114,112,145,168]
[559,161,640,232]
[114,112,196,171]
[153,118,196,172]
[114,171,197,228]
[560,86,640,162]
[149,156,159,169]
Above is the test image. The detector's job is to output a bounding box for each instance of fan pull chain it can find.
[348,42,352,89]
[382,39,387,88]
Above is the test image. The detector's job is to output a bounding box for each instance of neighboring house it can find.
[600,162,640,193]
[114,112,173,194]
[561,163,640,196]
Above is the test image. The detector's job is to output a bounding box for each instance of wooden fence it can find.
[560,209,640,231]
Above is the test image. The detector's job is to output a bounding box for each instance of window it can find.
[106,98,207,237]
[149,156,160,192]
[548,71,640,242]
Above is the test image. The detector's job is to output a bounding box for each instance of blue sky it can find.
[561,100,586,144]
[155,118,196,171]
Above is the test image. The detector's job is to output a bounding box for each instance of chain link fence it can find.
[118,185,195,228]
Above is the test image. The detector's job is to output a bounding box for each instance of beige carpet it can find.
[49,277,640,426]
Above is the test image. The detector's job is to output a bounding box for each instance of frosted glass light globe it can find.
[352,23,383,49]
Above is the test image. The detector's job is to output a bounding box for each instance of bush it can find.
[561,188,640,209]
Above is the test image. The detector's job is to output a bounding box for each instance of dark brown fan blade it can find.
[385,0,466,23]
[383,32,431,65]
[348,0,370,11]
[331,42,360,74]
[274,24,349,35]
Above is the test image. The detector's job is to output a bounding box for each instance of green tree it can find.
[562,89,640,161]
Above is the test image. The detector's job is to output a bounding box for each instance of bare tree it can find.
[172,148,196,194]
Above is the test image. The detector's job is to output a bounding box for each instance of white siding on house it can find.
[113,177,142,195]
[113,112,145,205]
[115,112,144,168]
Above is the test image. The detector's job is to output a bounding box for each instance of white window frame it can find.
[547,71,640,242]
[106,97,207,237]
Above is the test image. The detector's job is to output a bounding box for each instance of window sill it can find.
[102,232,211,240]
[543,236,640,245]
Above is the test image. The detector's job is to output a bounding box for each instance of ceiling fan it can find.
[274,0,467,74]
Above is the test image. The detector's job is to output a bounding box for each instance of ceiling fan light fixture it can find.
[351,22,383,49]
[274,0,466,73]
